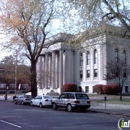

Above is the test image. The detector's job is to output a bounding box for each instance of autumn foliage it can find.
[62,84,77,92]
[93,84,121,95]
[93,84,104,94]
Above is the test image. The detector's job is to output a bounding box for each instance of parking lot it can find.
[0,101,127,130]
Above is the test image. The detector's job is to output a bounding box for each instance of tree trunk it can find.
[31,60,37,98]
[5,83,9,100]
[120,85,123,101]
[120,92,122,101]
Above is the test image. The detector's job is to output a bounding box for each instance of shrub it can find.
[102,85,111,95]
[62,84,77,92]
[109,84,121,95]
[93,84,104,94]
[102,84,121,95]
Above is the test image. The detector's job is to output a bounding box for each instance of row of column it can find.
[39,50,66,89]
[78,47,103,82]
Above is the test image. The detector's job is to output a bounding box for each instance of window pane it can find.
[80,71,83,79]
[94,49,97,64]
[87,51,90,65]
[94,69,98,77]
[87,70,90,78]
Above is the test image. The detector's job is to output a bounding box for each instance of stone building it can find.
[37,24,130,95]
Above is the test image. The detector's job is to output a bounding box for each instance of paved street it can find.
[0,101,129,130]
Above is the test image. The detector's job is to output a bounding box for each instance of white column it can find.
[63,50,66,85]
[55,52,59,88]
[48,54,51,88]
[42,55,45,89]
[90,49,94,81]
[52,51,55,89]
[59,50,63,92]
[98,47,102,81]
[76,51,80,82]
[83,52,86,81]
[45,53,48,89]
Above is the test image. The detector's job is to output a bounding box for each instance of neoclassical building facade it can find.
[37,24,130,95]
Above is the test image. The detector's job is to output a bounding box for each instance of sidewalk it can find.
[88,96,130,117]
[0,95,13,101]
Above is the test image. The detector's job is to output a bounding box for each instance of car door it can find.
[33,96,39,106]
[57,94,65,107]
[36,95,42,106]
[18,95,24,104]
[62,93,69,107]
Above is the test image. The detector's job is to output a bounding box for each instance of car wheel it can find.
[21,101,24,105]
[30,102,33,106]
[14,101,17,104]
[67,104,73,112]
[39,103,43,108]
[52,103,57,110]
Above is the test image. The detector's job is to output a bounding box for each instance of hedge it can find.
[102,85,111,95]
[93,84,104,94]
[62,84,77,92]
[93,84,121,95]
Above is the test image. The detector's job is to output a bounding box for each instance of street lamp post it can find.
[14,52,17,96]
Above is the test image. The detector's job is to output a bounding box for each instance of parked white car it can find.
[30,95,52,108]
[14,95,32,105]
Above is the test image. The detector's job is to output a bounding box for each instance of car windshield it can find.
[75,94,89,99]
[25,95,32,98]
[44,96,51,99]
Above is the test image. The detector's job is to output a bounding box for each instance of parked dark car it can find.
[14,95,32,105]
[51,92,91,112]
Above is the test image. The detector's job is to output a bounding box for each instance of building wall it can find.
[37,26,130,95]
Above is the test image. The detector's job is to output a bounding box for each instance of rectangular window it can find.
[86,70,90,78]
[87,51,90,65]
[115,49,119,63]
[125,86,129,93]
[85,86,89,93]
[80,71,83,79]
[94,69,98,77]
[123,69,127,77]
[94,49,97,64]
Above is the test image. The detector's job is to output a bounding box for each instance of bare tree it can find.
[0,0,60,97]
[104,59,130,100]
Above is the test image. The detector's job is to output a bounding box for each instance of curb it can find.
[88,109,130,117]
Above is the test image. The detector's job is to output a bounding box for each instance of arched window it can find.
[94,49,97,64]
[115,48,119,63]
[86,51,90,65]
[123,50,127,64]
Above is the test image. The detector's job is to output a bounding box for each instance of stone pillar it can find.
[59,50,63,92]
[98,47,102,81]
[91,49,94,81]
[55,52,59,88]
[63,50,66,85]
[45,53,48,89]
[52,51,55,89]
[48,53,51,88]
[83,52,86,81]
[42,55,45,89]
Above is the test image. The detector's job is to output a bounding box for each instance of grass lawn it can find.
[88,94,130,105]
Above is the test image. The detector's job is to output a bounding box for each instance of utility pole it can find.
[14,51,18,96]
